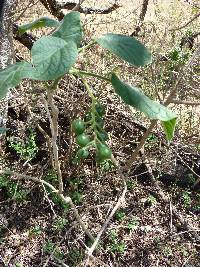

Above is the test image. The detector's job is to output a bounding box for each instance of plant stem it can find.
[70,68,110,82]
[42,80,64,194]
[78,40,96,53]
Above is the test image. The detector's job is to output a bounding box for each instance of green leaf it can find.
[111,74,177,140]
[162,118,177,141]
[18,17,60,35]
[0,127,8,134]
[31,36,78,80]
[52,12,83,46]
[0,61,34,98]
[96,33,152,67]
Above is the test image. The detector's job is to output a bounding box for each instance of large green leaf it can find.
[96,33,152,67]
[0,61,34,99]
[52,12,83,46]
[31,36,78,81]
[111,74,177,140]
[18,17,60,35]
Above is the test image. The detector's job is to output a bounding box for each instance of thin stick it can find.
[169,11,200,31]
[170,100,200,105]
[86,155,127,258]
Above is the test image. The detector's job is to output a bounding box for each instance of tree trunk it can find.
[0,0,17,141]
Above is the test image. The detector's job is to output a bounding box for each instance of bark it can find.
[131,0,149,37]
[39,0,120,20]
[13,23,36,50]
[39,0,64,20]
[0,0,17,138]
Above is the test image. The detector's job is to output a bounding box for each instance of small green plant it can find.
[114,210,126,222]
[43,241,54,253]
[52,217,68,231]
[0,175,27,203]
[54,247,64,260]
[107,230,125,254]
[187,173,196,185]
[68,248,84,264]
[127,179,137,190]
[30,226,42,235]
[163,245,173,257]
[8,131,38,162]
[145,133,158,148]
[147,194,157,206]
[127,216,140,231]
[69,191,82,204]
[182,191,192,207]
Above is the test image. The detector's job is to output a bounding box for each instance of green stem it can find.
[81,77,99,145]
[70,68,110,82]
[45,77,61,91]
[78,40,96,53]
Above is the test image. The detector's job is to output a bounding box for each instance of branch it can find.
[171,99,200,105]
[41,92,63,194]
[62,1,121,14]
[85,155,127,260]
[131,0,149,36]
[0,169,94,242]
[13,23,36,50]
[169,11,200,31]
[39,0,65,20]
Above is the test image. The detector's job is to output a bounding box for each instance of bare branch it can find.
[62,1,121,14]
[169,11,200,31]
[85,155,127,259]
[39,0,65,20]
[171,99,200,105]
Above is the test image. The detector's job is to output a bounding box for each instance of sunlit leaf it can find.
[111,74,177,140]
[0,61,34,99]
[96,33,152,67]
[52,12,83,46]
[31,36,78,80]
[18,17,60,35]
